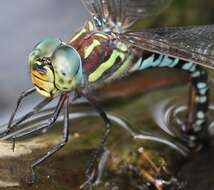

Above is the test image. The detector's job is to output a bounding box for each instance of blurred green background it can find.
[143,0,214,27]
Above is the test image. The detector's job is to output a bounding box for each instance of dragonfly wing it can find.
[121,25,214,70]
[81,0,172,31]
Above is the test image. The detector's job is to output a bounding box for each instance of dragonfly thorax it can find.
[29,37,83,97]
[69,26,132,87]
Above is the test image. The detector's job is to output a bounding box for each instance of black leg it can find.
[7,87,36,134]
[29,95,70,182]
[10,97,52,129]
[80,148,110,190]
[94,148,110,186]
[12,95,66,150]
[78,91,112,188]
[186,82,196,132]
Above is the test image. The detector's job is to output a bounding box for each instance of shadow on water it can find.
[0,71,214,190]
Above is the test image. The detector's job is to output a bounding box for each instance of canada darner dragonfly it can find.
[2,0,214,188]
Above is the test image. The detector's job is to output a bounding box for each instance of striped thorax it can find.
[70,21,134,88]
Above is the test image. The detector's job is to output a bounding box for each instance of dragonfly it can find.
[2,0,214,188]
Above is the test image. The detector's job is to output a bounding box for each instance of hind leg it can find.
[79,91,112,189]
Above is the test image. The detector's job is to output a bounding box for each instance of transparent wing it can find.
[121,25,214,70]
[81,0,172,31]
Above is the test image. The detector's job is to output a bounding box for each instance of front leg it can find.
[11,94,69,183]
[30,95,70,183]
[11,94,66,151]
[78,91,112,189]
[6,87,36,134]
[10,97,52,131]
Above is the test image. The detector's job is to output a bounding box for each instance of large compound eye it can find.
[29,38,61,97]
[51,45,83,91]
[29,37,62,67]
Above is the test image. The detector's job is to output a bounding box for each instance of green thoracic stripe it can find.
[88,50,126,82]
[69,28,87,43]
[84,39,101,59]
[88,21,94,31]
[95,33,109,39]
[106,55,133,82]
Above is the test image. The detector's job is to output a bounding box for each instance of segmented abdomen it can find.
[130,52,209,137]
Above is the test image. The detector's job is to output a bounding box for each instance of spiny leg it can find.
[79,91,112,187]
[93,148,110,186]
[186,82,196,131]
[8,98,52,151]
[29,95,70,183]
[11,94,68,183]
[10,97,52,130]
[31,95,69,182]
[6,87,36,134]
[12,94,66,151]
[181,66,209,146]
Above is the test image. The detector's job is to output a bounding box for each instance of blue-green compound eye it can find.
[51,45,83,91]
[29,37,62,66]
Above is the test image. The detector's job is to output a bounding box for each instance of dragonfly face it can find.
[29,37,83,97]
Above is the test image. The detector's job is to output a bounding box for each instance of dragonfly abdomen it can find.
[130,52,209,136]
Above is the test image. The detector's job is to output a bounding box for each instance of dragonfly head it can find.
[29,37,83,97]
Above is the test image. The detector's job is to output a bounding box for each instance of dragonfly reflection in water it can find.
[1,0,214,189]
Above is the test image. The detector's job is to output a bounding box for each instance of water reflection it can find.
[152,98,214,137]
[0,103,189,156]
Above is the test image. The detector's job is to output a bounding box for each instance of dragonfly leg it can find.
[29,96,70,183]
[182,67,209,147]
[186,82,196,131]
[10,97,53,130]
[11,94,66,151]
[78,91,112,187]
[80,148,110,190]
[94,147,110,186]
[14,97,69,183]
[6,87,36,134]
